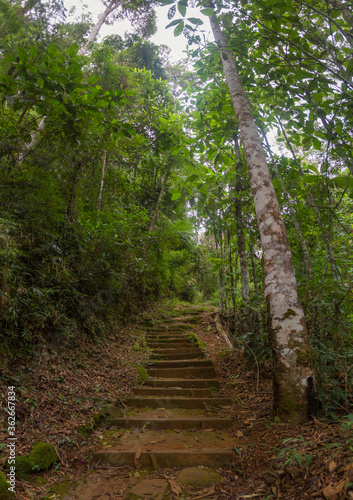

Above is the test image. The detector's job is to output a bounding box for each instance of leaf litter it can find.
[0,305,352,499]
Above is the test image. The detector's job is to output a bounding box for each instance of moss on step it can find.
[47,480,71,498]
[78,407,110,436]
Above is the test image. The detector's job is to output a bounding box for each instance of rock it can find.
[30,442,57,470]
[0,471,14,499]
[125,478,168,500]
[176,467,220,489]
[5,442,57,477]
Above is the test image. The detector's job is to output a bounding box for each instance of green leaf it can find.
[321,162,328,173]
[158,0,175,4]
[201,8,214,16]
[168,5,176,19]
[312,137,321,150]
[174,21,184,36]
[303,174,318,184]
[30,46,37,59]
[68,43,79,57]
[88,74,99,85]
[177,2,186,16]
[166,18,183,29]
[332,175,353,190]
[187,17,204,25]
[18,48,28,63]
[186,174,200,182]
[96,99,109,107]
[171,191,181,200]
[48,43,58,56]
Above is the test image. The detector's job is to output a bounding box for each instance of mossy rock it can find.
[48,480,71,497]
[176,467,220,489]
[0,471,14,499]
[5,442,57,477]
[29,442,58,471]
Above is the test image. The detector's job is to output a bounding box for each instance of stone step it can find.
[108,416,232,430]
[146,337,193,343]
[146,338,191,344]
[144,379,220,388]
[133,387,213,397]
[147,359,213,369]
[150,352,205,360]
[147,342,195,349]
[147,326,187,332]
[125,397,232,409]
[147,366,217,378]
[149,348,203,355]
[93,448,235,469]
[145,335,186,340]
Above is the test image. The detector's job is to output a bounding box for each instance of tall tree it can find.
[161,0,316,421]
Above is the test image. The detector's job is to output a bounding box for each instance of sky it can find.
[62,0,211,62]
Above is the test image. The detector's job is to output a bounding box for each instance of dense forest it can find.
[1,0,353,431]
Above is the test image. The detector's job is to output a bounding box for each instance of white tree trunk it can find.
[78,0,123,56]
[209,12,315,422]
[97,153,107,212]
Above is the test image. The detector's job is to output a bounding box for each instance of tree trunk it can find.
[261,128,312,279]
[327,0,353,28]
[233,134,250,304]
[209,10,315,422]
[97,153,107,213]
[149,167,171,231]
[250,243,265,335]
[228,231,237,316]
[78,0,123,56]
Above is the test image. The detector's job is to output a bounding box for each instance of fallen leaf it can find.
[322,478,347,499]
[192,485,215,499]
[236,430,244,438]
[343,463,353,472]
[168,478,182,495]
[329,461,337,473]
[134,446,142,468]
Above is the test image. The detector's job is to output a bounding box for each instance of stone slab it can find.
[125,479,168,500]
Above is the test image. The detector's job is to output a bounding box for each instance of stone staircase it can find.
[93,313,236,469]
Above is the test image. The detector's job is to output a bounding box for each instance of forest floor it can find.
[1,301,353,499]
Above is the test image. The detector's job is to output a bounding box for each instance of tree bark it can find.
[327,0,353,28]
[233,134,250,304]
[97,153,107,213]
[149,166,171,231]
[78,0,123,56]
[228,231,237,316]
[209,10,315,422]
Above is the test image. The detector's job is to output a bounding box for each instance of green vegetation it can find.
[5,442,57,477]
[0,471,13,499]
[0,0,352,421]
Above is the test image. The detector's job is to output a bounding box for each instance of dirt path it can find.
[1,303,352,499]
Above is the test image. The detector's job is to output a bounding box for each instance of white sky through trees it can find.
[62,0,209,61]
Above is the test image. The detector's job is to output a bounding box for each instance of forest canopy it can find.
[0,0,352,419]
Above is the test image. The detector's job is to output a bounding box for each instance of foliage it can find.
[0,1,214,353]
